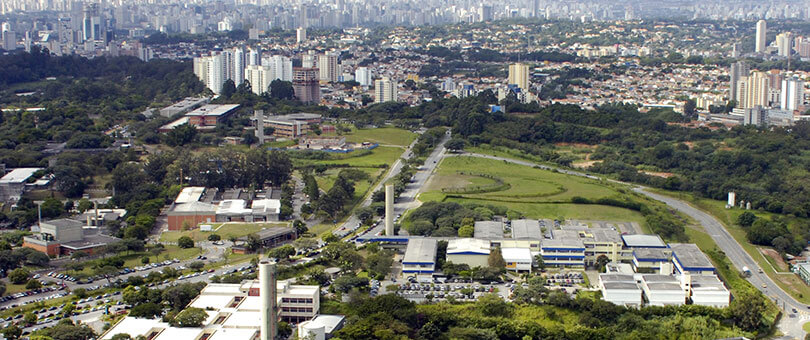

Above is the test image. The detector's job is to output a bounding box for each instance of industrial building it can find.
[631,248,673,274]
[446,238,490,268]
[540,230,585,267]
[511,219,542,239]
[683,274,730,307]
[159,104,240,132]
[640,274,687,306]
[474,221,503,239]
[159,97,210,118]
[23,218,119,257]
[599,274,643,307]
[233,227,297,254]
[621,234,667,248]
[501,247,533,272]
[0,167,47,202]
[669,243,715,274]
[101,262,335,340]
[166,187,282,231]
[262,112,323,138]
[402,238,438,281]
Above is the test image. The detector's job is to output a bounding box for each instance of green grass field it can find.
[650,188,810,305]
[307,146,403,168]
[420,156,648,224]
[160,222,289,243]
[345,127,417,147]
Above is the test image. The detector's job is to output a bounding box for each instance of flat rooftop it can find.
[0,168,42,184]
[447,238,490,255]
[403,238,438,264]
[633,248,671,261]
[646,282,684,291]
[511,219,542,239]
[186,104,240,117]
[301,315,345,334]
[622,234,667,248]
[690,275,728,291]
[474,221,503,239]
[175,186,205,203]
[669,243,714,270]
[248,227,295,241]
[600,274,636,283]
[501,247,532,261]
[603,281,641,290]
[171,201,217,213]
[251,199,281,213]
[216,199,251,215]
[586,229,623,243]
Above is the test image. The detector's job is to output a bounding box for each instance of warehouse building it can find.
[0,167,45,202]
[622,234,667,248]
[640,274,686,306]
[669,243,715,274]
[166,187,281,230]
[632,248,673,274]
[599,274,643,307]
[23,218,118,257]
[402,238,438,282]
[474,221,503,239]
[511,219,542,239]
[540,230,585,267]
[682,274,730,307]
[446,238,490,268]
[501,247,533,272]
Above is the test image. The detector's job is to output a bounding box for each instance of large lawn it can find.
[344,127,417,147]
[160,222,289,243]
[420,156,648,225]
[308,146,403,168]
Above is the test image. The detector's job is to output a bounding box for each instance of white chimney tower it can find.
[385,184,394,236]
[260,261,277,340]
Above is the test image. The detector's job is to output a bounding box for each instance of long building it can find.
[402,238,438,282]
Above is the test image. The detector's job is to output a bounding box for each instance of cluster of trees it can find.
[305,169,366,219]
[405,201,511,237]
[737,212,803,254]
[123,282,206,320]
[330,288,770,340]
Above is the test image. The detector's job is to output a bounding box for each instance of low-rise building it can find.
[0,167,45,202]
[23,218,118,257]
[640,274,686,306]
[186,104,241,128]
[797,263,810,285]
[669,243,715,274]
[540,230,585,267]
[474,221,503,239]
[233,227,297,254]
[167,187,281,230]
[599,274,642,307]
[632,248,673,273]
[297,315,346,340]
[264,113,323,138]
[579,228,624,264]
[682,274,730,307]
[402,238,437,281]
[511,219,542,239]
[501,247,532,271]
[622,234,667,249]
[446,238,490,268]
[159,97,209,117]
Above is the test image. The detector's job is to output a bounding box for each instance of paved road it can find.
[637,188,809,339]
[365,131,451,237]
[458,152,806,339]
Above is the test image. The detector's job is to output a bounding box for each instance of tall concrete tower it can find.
[756,20,767,53]
[385,184,394,236]
[260,261,277,340]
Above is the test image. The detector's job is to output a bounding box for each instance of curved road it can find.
[456,152,806,339]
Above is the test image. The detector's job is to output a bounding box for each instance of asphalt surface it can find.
[458,152,807,339]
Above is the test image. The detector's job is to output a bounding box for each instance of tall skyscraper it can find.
[82,3,105,43]
[729,61,749,103]
[508,63,530,91]
[738,71,769,109]
[479,5,493,22]
[755,20,767,53]
[293,67,320,104]
[2,30,15,51]
[193,52,234,95]
[302,51,316,68]
[318,52,339,83]
[781,77,804,111]
[374,77,398,103]
[355,67,373,87]
[776,32,793,57]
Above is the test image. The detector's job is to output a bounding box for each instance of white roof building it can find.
[446,238,490,268]
[501,247,532,271]
[640,274,686,306]
[599,273,642,307]
[683,274,730,307]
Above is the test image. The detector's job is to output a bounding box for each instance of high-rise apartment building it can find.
[755,20,767,53]
[245,65,273,95]
[268,55,294,82]
[193,52,236,95]
[737,71,769,109]
[508,63,530,91]
[2,30,15,51]
[293,67,320,104]
[729,61,749,103]
[776,32,793,57]
[296,26,306,44]
[374,77,398,103]
[248,47,262,66]
[318,53,339,83]
[781,77,804,111]
[355,67,373,87]
[233,46,246,86]
[82,3,105,43]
